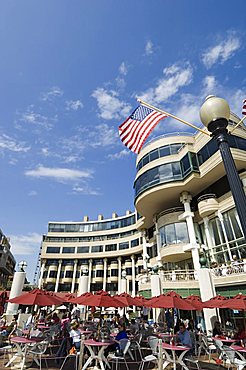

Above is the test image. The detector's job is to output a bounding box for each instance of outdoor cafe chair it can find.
[138,336,159,370]
[183,357,202,370]
[108,338,131,370]
[220,345,246,370]
[28,339,50,370]
[197,334,217,362]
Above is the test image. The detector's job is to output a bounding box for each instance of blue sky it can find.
[0,1,245,281]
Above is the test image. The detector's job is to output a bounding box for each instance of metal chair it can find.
[138,336,159,370]
[197,335,217,362]
[28,340,50,370]
[220,345,246,370]
[108,338,131,370]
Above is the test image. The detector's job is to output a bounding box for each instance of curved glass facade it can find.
[134,153,199,197]
[137,143,184,171]
[159,222,189,245]
[48,214,136,232]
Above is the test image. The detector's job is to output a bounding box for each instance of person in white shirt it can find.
[69,322,81,350]
[71,304,80,321]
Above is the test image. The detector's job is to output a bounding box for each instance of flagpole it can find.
[229,115,246,134]
[137,98,210,136]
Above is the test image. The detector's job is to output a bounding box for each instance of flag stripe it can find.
[242,99,246,116]
[118,105,167,154]
[126,111,160,150]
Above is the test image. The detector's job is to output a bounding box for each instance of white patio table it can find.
[82,339,115,370]
[162,342,190,370]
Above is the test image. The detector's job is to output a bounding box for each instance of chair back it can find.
[147,336,159,355]
[29,340,49,355]
[119,338,130,355]
[222,345,236,363]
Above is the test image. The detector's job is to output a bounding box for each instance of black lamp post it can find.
[200,96,246,239]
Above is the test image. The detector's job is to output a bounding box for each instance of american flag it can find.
[242,99,246,116]
[119,105,167,154]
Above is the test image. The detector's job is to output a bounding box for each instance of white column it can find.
[150,273,161,323]
[103,258,107,291]
[131,255,136,297]
[196,268,218,334]
[6,271,26,315]
[203,217,215,261]
[141,230,148,270]
[78,269,89,320]
[117,257,122,293]
[154,217,162,267]
[71,259,78,293]
[55,259,62,292]
[179,192,200,271]
[216,211,233,261]
[120,277,127,293]
[38,261,46,289]
[88,259,92,292]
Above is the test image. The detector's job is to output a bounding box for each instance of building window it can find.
[96,270,104,277]
[119,242,129,250]
[105,244,117,251]
[62,247,75,253]
[49,271,57,278]
[111,269,118,276]
[46,247,60,253]
[159,222,189,245]
[131,239,139,248]
[77,247,90,253]
[91,245,103,253]
[65,270,73,278]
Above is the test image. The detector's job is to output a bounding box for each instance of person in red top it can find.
[51,312,60,325]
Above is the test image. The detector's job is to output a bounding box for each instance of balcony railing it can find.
[211,261,246,277]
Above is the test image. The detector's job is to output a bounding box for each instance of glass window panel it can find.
[62,247,75,253]
[229,210,243,239]
[165,224,176,244]
[160,146,170,157]
[77,247,90,253]
[175,222,189,243]
[111,269,118,276]
[91,245,103,253]
[119,242,129,250]
[105,244,117,251]
[46,247,60,253]
[170,143,182,154]
[149,149,159,161]
[49,271,57,278]
[142,155,149,166]
[172,162,182,178]
[131,239,139,248]
[65,271,73,278]
[159,163,173,181]
[181,154,191,176]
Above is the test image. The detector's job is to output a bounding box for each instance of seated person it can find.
[69,322,81,351]
[0,315,18,338]
[129,319,139,334]
[177,323,192,348]
[212,321,222,337]
[105,323,128,356]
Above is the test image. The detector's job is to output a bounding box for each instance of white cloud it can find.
[9,233,41,255]
[92,88,131,120]
[202,34,241,68]
[28,190,38,196]
[41,86,64,101]
[25,166,93,182]
[89,124,119,147]
[66,100,83,111]
[0,134,30,153]
[202,76,218,96]
[72,186,101,196]
[119,62,128,76]
[19,107,56,130]
[108,149,131,160]
[145,40,154,56]
[138,63,193,105]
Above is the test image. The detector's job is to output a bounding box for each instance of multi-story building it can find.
[38,112,246,300]
[0,229,16,289]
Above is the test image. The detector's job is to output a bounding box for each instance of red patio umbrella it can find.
[202,294,228,308]
[145,291,196,310]
[71,292,93,304]
[7,288,63,306]
[219,293,246,310]
[114,293,144,307]
[185,295,204,310]
[78,290,126,308]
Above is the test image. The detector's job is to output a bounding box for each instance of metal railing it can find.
[211,261,246,277]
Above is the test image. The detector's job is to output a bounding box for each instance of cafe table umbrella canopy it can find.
[219,293,246,310]
[71,292,93,304]
[114,293,144,307]
[145,291,196,310]
[7,288,63,306]
[185,295,204,310]
[76,290,126,308]
[202,294,228,308]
